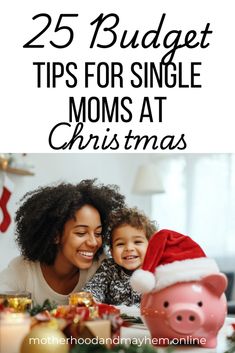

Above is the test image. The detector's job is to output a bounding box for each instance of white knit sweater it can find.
[0,255,104,306]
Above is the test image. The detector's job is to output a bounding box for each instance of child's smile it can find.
[111,224,148,271]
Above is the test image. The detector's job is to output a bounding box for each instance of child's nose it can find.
[124,243,134,251]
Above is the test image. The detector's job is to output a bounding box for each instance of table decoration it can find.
[225,323,235,353]
[120,313,143,324]
[0,291,32,312]
[20,326,69,353]
[29,299,57,316]
[69,292,94,307]
[25,295,123,349]
[57,303,122,346]
[2,293,234,353]
[70,342,159,353]
[0,311,31,353]
[131,230,228,348]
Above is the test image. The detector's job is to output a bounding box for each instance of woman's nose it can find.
[86,234,98,247]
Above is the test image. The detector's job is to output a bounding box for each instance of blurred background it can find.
[0,153,235,299]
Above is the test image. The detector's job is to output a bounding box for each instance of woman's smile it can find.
[77,250,95,260]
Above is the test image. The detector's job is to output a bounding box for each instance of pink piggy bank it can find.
[141,274,227,348]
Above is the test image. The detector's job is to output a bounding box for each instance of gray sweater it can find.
[83,258,140,306]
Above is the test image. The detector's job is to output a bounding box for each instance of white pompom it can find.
[130,269,155,294]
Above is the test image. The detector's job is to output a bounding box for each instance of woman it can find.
[0,179,125,305]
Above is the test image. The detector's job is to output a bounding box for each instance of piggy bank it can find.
[141,274,227,348]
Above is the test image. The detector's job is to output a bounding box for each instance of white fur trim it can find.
[155,258,219,291]
[130,269,155,294]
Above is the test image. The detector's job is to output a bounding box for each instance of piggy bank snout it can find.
[168,304,204,334]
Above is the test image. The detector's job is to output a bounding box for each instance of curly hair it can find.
[15,179,126,265]
[108,207,158,245]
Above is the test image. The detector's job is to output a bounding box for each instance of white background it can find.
[0,0,234,152]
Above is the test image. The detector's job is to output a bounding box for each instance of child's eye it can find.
[116,243,124,246]
[135,241,143,244]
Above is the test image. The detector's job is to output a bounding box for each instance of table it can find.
[121,317,235,352]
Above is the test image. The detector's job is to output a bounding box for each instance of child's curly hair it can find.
[15,179,125,265]
[108,207,158,245]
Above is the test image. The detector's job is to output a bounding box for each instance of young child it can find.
[83,207,157,306]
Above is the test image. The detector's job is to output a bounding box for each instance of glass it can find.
[69,292,94,307]
[0,291,32,312]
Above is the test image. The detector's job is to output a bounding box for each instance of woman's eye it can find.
[75,232,86,237]
[95,233,102,237]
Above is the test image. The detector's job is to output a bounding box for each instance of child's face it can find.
[111,224,148,271]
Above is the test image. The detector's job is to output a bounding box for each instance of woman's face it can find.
[57,205,103,270]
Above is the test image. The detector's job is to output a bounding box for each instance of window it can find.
[151,154,235,257]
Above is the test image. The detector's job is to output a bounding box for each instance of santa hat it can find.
[130,229,219,294]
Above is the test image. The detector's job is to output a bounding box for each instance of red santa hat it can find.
[130,229,219,294]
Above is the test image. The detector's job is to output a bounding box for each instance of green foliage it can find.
[225,332,235,353]
[29,299,57,316]
[70,343,159,353]
[120,314,143,324]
